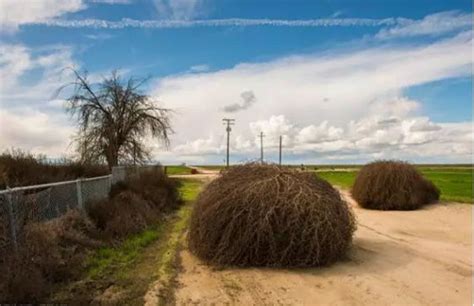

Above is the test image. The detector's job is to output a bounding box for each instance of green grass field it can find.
[316,168,473,203]
[174,164,472,203]
[165,165,192,175]
[195,165,227,171]
[315,171,357,189]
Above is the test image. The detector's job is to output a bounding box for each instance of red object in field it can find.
[190,168,199,174]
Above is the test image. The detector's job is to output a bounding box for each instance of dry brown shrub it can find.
[0,150,107,189]
[88,191,159,239]
[110,167,181,212]
[0,255,48,303]
[23,210,102,280]
[351,160,440,210]
[188,163,356,267]
[0,166,182,302]
[88,167,180,240]
[0,210,102,302]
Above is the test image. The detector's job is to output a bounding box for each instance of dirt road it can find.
[172,191,472,305]
[168,166,219,180]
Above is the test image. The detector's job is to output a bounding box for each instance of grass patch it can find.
[56,179,205,304]
[165,166,192,175]
[151,199,194,305]
[86,227,162,279]
[86,179,203,279]
[179,179,204,202]
[315,171,357,189]
[315,169,472,203]
[420,170,472,203]
[195,165,226,171]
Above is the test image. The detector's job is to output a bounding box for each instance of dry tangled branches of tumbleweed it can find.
[351,160,440,210]
[188,163,356,267]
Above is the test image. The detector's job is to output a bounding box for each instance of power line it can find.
[222,118,235,167]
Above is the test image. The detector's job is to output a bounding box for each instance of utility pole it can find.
[279,135,282,166]
[222,118,235,167]
[259,132,265,163]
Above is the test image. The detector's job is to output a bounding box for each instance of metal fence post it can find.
[6,190,18,252]
[76,179,83,210]
[50,187,58,217]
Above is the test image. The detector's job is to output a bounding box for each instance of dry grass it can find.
[351,160,440,210]
[0,168,181,303]
[0,150,107,189]
[110,167,181,212]
[0,210,102,302]
[188,163,356,267]
[89,167,181,240]
[88,191,159,240]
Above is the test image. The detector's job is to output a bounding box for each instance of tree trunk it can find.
[106,146,119,170]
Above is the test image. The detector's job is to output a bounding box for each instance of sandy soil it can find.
[172,191,472,305]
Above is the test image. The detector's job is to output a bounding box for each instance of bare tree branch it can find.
[57,69,172,168]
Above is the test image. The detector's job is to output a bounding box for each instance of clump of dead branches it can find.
[351,160,440,210]
[188,163,356,267]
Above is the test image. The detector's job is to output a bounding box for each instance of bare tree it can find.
[57,70,172,168]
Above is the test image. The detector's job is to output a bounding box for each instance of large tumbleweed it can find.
[351,160,440,210]
[188,163,356,267]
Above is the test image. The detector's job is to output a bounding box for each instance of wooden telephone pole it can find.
[222,118,235,167]
[259,132,265,163]
[279,135,282,166]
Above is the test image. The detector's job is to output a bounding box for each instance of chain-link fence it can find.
[0,165,162,253]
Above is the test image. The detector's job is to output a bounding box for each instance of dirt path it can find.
[172,191,472,305]
[189,166,220,175]
[168,166,219,180]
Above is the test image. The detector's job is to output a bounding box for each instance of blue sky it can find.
[0,0,472,164]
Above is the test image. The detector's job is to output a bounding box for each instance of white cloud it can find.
[165,110,472,164]
[0,109,75,156]
[1,31,470,163]
[0,44,78,109]
[0,0,85,31]
[1,4,470,40]
[173,133,224,155]
[147,31,472,163]
[297,121,344,144]
[0,11,471,164]
[249,115,297,147]
[153,0,203,20]
[0,45,155,159]
[13,10,470,33]
[223,90,257,113]
[84,33,115,40]
[407,117,442,132]
[89,0,131,4]
[0,45,32,90]
[29,17,398,29]
[376,11,472,39]
[0,44,78,157]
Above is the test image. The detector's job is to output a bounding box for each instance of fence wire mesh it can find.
[0,165,161,253]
